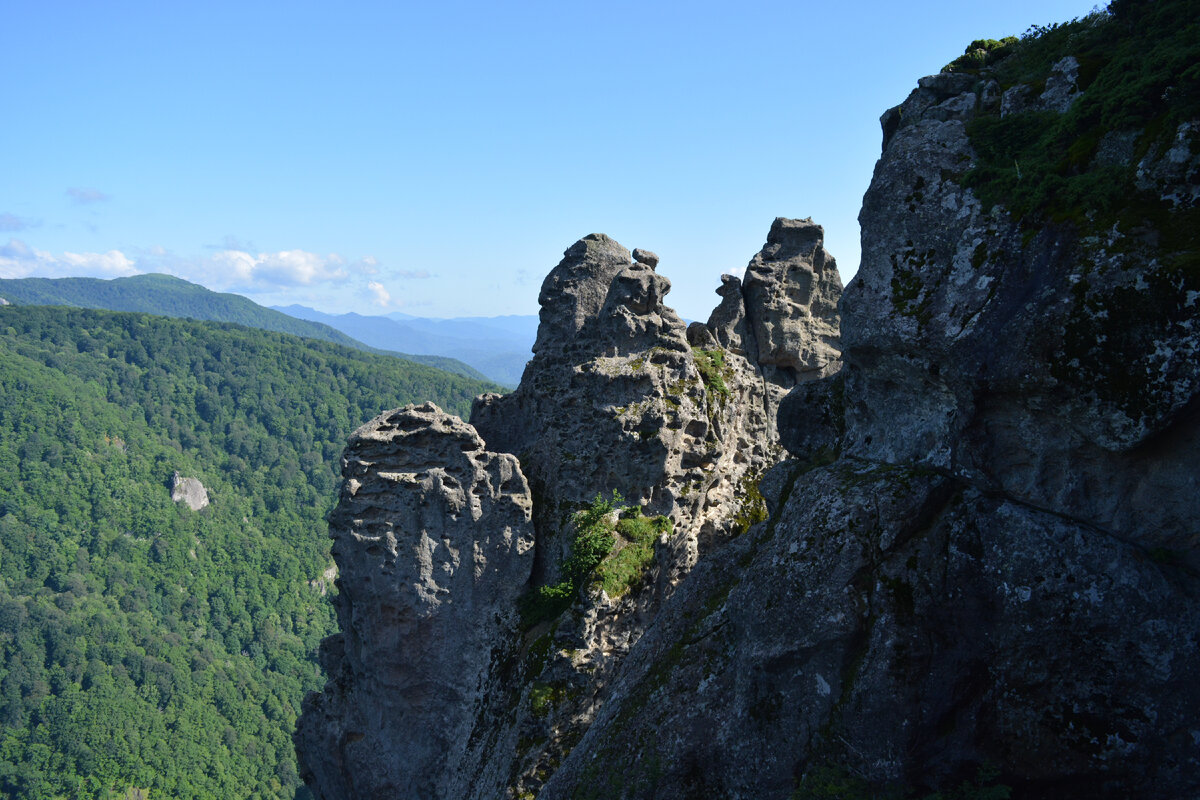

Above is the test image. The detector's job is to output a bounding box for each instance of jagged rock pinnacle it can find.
[295,403,534,800]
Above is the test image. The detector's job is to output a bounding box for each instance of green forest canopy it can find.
[0,305,498,799]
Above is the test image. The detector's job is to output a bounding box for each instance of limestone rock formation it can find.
[843,41,1200,561]
[299,7,1198,798]
[537,7,1200,797]
[472,222,841,580]
[542,459,1200,798]
[298,224,843,800]
[686,216,842,555]
[737,216,842,379]
[465,224,841,795]
[295,403,534,799]
[168,471,208,511]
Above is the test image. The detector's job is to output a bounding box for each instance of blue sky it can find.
[2,0,1102,320]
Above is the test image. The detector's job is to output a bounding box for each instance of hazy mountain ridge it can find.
[0,274,491,382]
[274,305,537,387]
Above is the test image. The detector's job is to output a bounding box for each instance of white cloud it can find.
[206,249,347,288]
[0,239,384,313]
[61,249,137,275]
[258,250,346,285]
[66,187,111,204]
[0,238,137,279]
[0,213,34,232]
[0,239,40,278]
[367,281,391,306]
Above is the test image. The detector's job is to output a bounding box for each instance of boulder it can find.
[169,471,208,511]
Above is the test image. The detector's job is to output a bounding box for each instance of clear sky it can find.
[2,0,1103,321]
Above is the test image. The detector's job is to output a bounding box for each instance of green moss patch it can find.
[520,493,672,626]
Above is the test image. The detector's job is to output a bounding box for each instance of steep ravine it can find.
[297,4,1199,797]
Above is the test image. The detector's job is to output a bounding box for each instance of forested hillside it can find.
[0,306,498,799]
[0,273,490,380]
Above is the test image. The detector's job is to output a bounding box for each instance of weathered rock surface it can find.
[464,224,841,795]
[298,224,843,800]
[473,223,841,582]
[295,403,534,800]
[542,461,1200,798]
[299,8,1199,798]
[738,216,842,379]
[169,471,208,511]
[842,46,1200,563]
[539,12,1200,798]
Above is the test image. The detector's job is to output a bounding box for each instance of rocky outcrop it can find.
[841,41,1200,563]
[168,471,208,511]
[300,7,1199,798]
[295,403,534,800]
[537,8,1200,798]
[736,216,842,380]
[466,223,841,795]
[298,224,843,800]
[473,222,841,581]
[541,458,1200,798]
[686,215,842,553]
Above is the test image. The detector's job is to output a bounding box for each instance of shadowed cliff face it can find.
[841,67,1200,562]
[294,404,535,799]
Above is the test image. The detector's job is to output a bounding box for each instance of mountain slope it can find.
[0,305,498,800]
[0,274,489,380]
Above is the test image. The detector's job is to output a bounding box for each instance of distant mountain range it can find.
[273,305,537,387]
[0,274,492,382]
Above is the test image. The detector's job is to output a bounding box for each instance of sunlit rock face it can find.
[297,223,844,800]
[472,221,842,585]
[465,224,842,795]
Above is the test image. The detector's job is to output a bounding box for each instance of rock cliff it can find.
[298,3,1199,797]
[299,222,842,799]
[539,4,1200,798]
[168,471,209,511]
[294,404,535,798]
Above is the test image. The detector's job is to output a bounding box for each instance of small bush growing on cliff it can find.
[958,0,1200,231]
[563,491,622,584]
[943,36,1018,73]
[731,472,768,536]
[693,347,730,399]
[597,508,672,598]
[520,492,671,626]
